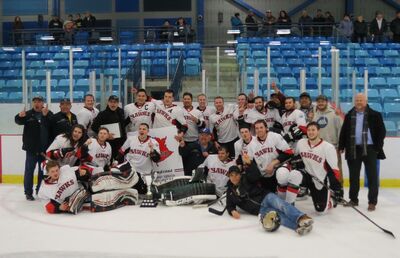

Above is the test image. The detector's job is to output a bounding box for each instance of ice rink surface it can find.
[0,185,399,258]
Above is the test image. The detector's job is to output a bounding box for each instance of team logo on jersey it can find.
[155,137,173,162]
[316,116,328,128]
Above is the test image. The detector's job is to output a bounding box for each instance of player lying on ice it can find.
[226,163,314,236]
[38,160,140,214]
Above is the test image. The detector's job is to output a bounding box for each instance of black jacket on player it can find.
[179,141,218,176]
[92,106,127,159]
[49,111,78,142]
[226,161,270,216]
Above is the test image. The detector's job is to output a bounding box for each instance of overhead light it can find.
[224,49,235,53]
[227,40,238,44]
[40,35,54,41]
[127,51,138,55]
[27,53,38,56]
[2,47,15,51]
[173,42,184,46]
[320,41,330,45]
[227,53,237,56]
[99,37,113,41]
[227,29,240,35]
[276,29,291,35]
[269,41,281,46]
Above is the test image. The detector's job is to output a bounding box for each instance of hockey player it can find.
[77,127,112,171]
[76,94,99,137]
[281,97,307,146]
[38,160,139,214]
[46,124,87,166]
[124,89,156,133]
[241,96,282,131]
[293,122,343,212]
[226,165,313,235]
[201,146,236,197]
[182,92,205,143]
[209,96,239,158]
[234,124,254,166]
[196,93,215,128]
[153,89,188,139]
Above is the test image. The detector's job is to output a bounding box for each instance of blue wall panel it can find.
[3,21,48,45]
[144,18,192,27]
[2,0,48,16]
[115,0,139,12]
[65,0,112,14]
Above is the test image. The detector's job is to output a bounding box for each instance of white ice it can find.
[0,185,399,258]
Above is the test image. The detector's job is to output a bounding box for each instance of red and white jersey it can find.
[296,138,340,190]
[246,132,293,176]
[233,106,251,122]
[120,136,160,175]
[209,105,239,143]
[46,135,79,167]
[202,155,236,196]
[81,138,112,170]
[153,101,187,129]
[197,106,215,128]
[38,165,79,212]
[281,109,307,134]
[183,106,205,142]
[124,102,156,132]
[77,107,99,137]
[234,136,254,161]
[245,108,281,128]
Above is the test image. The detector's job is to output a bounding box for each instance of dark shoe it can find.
[26,195,35,201]
[344,200,358,207]
[368,204,376,211]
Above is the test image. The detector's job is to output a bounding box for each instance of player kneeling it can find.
[38,160,139,214]
[227,164,313,235]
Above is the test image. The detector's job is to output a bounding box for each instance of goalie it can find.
[37,160,140,214]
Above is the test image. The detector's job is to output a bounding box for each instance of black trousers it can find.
[219,137,239,159]
[393,34,400,43]
[347,145,379,205]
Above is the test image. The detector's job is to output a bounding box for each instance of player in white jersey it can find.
[77,127,112,171]
[46,124,87,167]
[182,92,205,143]
[293,122,343,212]
[119,123,161,176]
[196,93,215,128]
[153,89,188,136]
[209,96,239,158]
[124,89,156,133]
[201,146,236,197]
[233,93,251,122]
[76,94,99,137]
[234,124,254,166]
[281,97,307,146]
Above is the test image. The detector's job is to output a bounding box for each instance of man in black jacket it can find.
[390,11,400,43]
[370,11,388,43]
[92,95,126,160]
[226,164,313,235]
[179,128,218,176]
[339,93,386,211]
[49,98,77,143]
[15,96,53,200]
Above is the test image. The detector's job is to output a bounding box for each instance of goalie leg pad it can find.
[67,186,90,214]
[90,170,139,193]
[90,188,138,212]
[161,183,216,206]
[151,176,192,198]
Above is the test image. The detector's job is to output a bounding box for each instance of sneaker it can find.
[296,224,313,235]
[368,204,376,211]
[296,187,308,201]
[344,200,358,207]
[25,195,35,201]
[296,215,313,235]
[261,211,281,232]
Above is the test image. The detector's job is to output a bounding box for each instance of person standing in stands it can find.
[276,10,291,29]
[324,11,335,37]
[259,10,276,37]
[370,11,388,43]
[339,14,353,41]
[49,99,77,143]
[48,15,63,43]
[353,15,368,43]
[74,13,83,29]
[82,12,96,28]
[12,16,24,45]
[231,13,243,38]
[298,10,313,36]
[390,11,400,43]
[15,96,53,200]
[313,9,326,36]
[245,12,258,37]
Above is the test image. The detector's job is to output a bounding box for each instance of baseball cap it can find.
[60,98,71,104]
[32,95,44,102]
[108,95,119,102]
[316,95,328,101]
[199,128,211,134]
[299,92,311,99]
[228,165,242,175]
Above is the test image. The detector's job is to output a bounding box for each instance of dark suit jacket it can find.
[369,18,388,35]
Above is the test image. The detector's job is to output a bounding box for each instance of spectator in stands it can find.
[245,12,258,37]
[15,96,53,200]
[175,17,191,42]
[231,13,243,38]
[339,14,353,40]
[12,16,24,45]
[63,14,75,44]
[259,10,276,37]
[49,99,78,143]
[298,10,313,36]
[353,15,368,43]
[74,13,83,29]
[339,93,386,211]
[160,20,173,43]
[82,12,96,28]
[370,11,388,43]
[324,11,335,37]
[48,15,63,43]
[313,9,326,36]
[276,10,291,29]
[390,11,400,43]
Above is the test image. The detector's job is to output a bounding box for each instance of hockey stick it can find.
[208,194,227,216]
[309,173,396,239]
[192,193,226,209]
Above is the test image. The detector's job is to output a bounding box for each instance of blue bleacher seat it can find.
[280,77,297,89]
[384,50,399,57]
[51,91,65,100]
[184,58,201,76]
[310,67,326,76]
[271,58,285,66]
[369,102,383,112]
[247,76,254,89]
[384,103,400,119]
[387,77,400,88]
[287,58,302,66]
[0,92,8,102]
[285,89,300,97]
[119,31,135,44]
[367,89,380,102]
[276,66,292,77]
[321,77,332,88]
[66,91,85,101]
[384,121,397,136]
[187,50,201,58]
[54,53,68,60]
[369,77,386,89]
[380,89,399,102]
[104,68,119,77]
[308,89,319,98]
[74,60,89,68]
[52,69,68,79]
[369,49,383,57]
[6,79,22,89]
[8,92,22,101]
[255,58,267,67]
[340,102,353,113]
[152,59,167,76]
[252,50,266,59]
[375,67,391,76]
